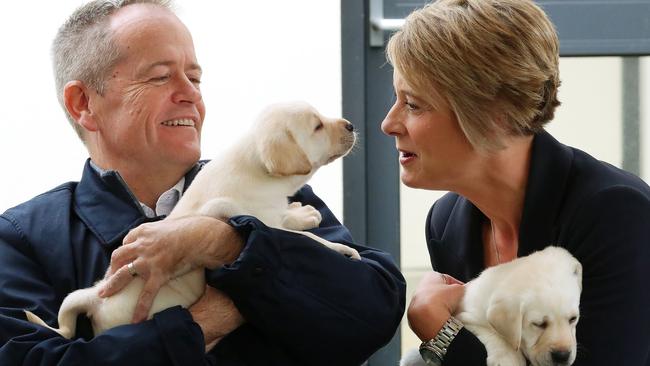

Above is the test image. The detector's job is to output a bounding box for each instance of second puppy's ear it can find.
[487,293,524,351]
[573,261,583,291]
[63,80,99,132]
[258,129,312,176]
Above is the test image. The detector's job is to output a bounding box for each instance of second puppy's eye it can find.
[314,122,324,132]
[532,321,548,329]
[569,315,578,324]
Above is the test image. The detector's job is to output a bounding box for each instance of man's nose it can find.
[172,77,202,104]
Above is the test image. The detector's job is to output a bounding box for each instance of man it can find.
[0,1,405,365]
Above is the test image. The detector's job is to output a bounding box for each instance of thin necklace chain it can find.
[491,222,501,264]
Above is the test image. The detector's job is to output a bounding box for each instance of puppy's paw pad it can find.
[282,204,322,230]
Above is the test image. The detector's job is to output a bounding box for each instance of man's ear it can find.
[63,80,98,132]
[258,129,312,176]
[487,293,524,351]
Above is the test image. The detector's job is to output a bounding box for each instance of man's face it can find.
[88,5,205,172]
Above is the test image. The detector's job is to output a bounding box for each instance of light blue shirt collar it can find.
[89,160,184,218]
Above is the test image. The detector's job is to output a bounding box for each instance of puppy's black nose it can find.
[345,122,354,132]
[550,350,571,364]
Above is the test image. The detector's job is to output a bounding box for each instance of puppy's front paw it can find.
[282,203,322,230]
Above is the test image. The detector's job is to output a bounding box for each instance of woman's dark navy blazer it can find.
[0,160,406,366]
[426,131,650,366]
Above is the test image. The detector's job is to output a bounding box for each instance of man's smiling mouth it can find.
[161,118,195,127]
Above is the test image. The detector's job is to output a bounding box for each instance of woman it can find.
[381,0,650,365]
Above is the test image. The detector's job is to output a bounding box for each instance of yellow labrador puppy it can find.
[25,101,359,338]
[402,246,582,366]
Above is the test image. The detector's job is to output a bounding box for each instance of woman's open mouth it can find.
[399,150,417,165]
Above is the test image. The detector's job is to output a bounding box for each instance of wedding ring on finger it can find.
[127,261,138,277]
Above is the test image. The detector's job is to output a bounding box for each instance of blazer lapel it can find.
[429,196,487,281]
[518,131,574,256]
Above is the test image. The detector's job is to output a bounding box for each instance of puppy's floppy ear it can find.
[487,293,524,351]
[573,261,583,291]
[258,129,312,176]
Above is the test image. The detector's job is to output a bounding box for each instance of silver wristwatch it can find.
[419,316,464,365]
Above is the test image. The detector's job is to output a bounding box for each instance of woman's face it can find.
[381,70,475,190]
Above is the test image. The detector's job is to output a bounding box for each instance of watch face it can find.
[419,348,441,366]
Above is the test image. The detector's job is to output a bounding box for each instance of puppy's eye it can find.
[532,321,548,329]
[314,122,324,132]
[569,316,578,324]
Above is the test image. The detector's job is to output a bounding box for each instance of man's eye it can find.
[151,75,170,82]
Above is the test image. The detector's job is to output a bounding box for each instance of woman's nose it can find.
[381,104,402,136]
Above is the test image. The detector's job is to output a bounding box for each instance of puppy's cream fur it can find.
[25,101,359,338]
[402,246,582,366]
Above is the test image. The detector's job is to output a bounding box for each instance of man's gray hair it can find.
[52,0,173,140]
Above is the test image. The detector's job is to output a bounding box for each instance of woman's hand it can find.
[98,215,244,322]
[407,271,465,341]
[190,286,245,352]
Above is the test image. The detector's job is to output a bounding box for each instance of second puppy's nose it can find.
[345,121,354,132]
[550,350,571,364]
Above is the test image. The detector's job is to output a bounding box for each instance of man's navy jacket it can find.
[0,160,406,365]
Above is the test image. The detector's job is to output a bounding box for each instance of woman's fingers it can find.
[441,273,465,286]
[407,272,466,340]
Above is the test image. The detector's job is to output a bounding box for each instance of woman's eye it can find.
[405,101,419,111]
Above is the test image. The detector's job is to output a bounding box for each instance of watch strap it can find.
[419,316,464,364]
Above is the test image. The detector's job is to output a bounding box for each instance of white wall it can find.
[641,57,650,181]
[0,1,344,218]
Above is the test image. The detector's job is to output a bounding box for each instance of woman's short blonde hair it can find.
[386,0,561,150]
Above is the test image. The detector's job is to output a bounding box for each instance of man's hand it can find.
[98,216,244,322]
[190,286,245,352]
[407,272,465,341]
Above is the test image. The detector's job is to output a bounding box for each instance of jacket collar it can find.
[438,131,574,276]
[73,159,206,248]
[517,130,573,256]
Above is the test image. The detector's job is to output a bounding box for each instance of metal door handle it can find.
[370,0,405,47]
